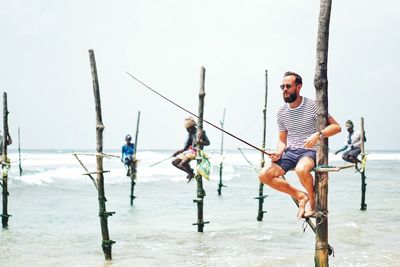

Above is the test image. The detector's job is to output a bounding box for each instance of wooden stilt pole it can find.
[18,127,22,176]
[130,110,141,205]
[360,117,367,210]
[256,70,269,221]
[313,1,333,266]
[193,66,209,232]
[1,92,11,228]
[89,49,115,260]
[217,108,226,196]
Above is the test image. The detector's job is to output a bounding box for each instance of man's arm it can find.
[121,146,125,162]
[172,149,184,157]
[351,131,362,147]
[334,145,348,155]
[323,116,342,137]
[197,130,210,147]
[270,131,287,162]
[6,132,12,145]
[304,116,341,148]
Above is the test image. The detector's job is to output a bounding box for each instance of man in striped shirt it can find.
[259,71,341,219]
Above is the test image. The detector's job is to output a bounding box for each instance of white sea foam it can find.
[5,150,400,185]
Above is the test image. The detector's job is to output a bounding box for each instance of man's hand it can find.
[304,132,320,148]
[269,151,283,162]
[172,150,182,157]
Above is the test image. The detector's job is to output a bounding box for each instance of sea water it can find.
[0,149,399,267]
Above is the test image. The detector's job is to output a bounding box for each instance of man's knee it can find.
[172,159,181,167]
[295,165,312,176]
[259,166,282,184]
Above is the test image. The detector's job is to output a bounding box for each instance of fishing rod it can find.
[126,71,273,156]
[148,156,174,168]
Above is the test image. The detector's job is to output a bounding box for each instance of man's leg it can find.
[295,157,316,217]
[172,158,185,172]
[348,148,362,163]
[342,151,352,163]
[124,157,132,176]
[259,163,309,219]
[179,158,195,179]
[172,158,194,179]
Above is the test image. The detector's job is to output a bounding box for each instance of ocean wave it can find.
[4,150,399,185]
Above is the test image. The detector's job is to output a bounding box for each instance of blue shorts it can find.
[275,148,316,174]
[124,155,133,165]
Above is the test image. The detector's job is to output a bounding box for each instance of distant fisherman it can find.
[335,120,365,166]
[121,134,135,176]
[258,71,341,219]
[0,129,12,156]
[172,117,210,182]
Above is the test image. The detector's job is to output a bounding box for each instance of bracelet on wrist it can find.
[319,131,324,140]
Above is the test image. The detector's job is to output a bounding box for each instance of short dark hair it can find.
[284,71,302,85]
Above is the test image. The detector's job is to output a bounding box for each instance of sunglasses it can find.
[280,83,297,90]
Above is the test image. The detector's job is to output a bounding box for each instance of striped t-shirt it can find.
[277,97,318,150]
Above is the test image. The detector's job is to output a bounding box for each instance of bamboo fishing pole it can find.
[126,72,273,156]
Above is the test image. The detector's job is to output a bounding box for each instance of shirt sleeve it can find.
[277,112,286,132]
[352,130,362,147]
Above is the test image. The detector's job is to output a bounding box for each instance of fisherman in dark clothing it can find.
[172,117,210,182]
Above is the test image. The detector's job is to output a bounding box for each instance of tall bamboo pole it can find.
[18,127,22,176]
[130,110,141,205]
[89,49,115,260]
[313,1,332,266]
[217,108,226,196]
[256,70,269,221]
[360,117,367,210]
[1,92,11,228]
[193,66,209,232]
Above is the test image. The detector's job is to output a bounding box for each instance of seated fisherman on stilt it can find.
[172,117,210,182]
[0,130,12,166]
[258,71,341,219]
[121,134,135,176]
[335,120,364,169]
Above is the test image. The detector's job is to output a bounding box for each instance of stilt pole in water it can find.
[130,110,141,205]
[1,92,11,228]
[217,108,226,196]
[18,127,22,176]
[360,117,367,210]
[256,70,269,221]
[313,1,333,266]
[89,49,115,260]
[193,66,209,232]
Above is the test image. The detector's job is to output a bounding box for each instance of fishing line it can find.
[126,71,273,156]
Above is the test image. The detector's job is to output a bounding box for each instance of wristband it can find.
[319,131,324,140]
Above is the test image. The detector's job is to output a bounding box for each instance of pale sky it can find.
[1,0,399,151]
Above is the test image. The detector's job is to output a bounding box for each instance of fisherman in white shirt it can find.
[335,120,363,165]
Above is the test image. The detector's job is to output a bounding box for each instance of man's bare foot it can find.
[296,193,309,219]
[304,200,316,217]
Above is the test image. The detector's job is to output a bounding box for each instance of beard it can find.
[283,92,297,103]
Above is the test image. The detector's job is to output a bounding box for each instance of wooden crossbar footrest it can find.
[314,164,355,172]
[82,170,110,175]
[192,221,210,226]
[254,195,268,200]
[193,198,203,203]
[99,211,115,217]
